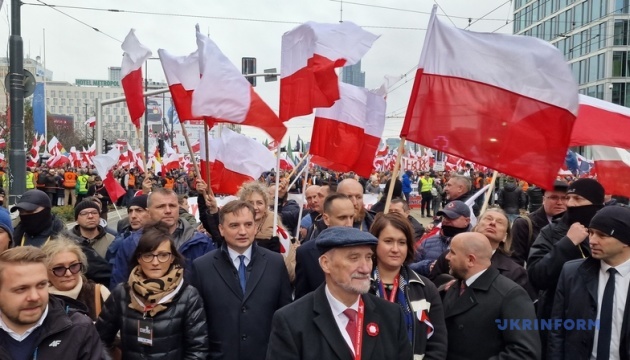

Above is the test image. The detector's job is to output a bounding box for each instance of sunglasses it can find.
[51,263,83,277]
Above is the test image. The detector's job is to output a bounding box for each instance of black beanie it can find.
[128,195,148,209]
[589,205,630,245]
[567,178,605,205]
[74,200,101,220]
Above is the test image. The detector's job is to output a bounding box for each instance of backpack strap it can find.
[94,283,102,317]
[521,215,534,248]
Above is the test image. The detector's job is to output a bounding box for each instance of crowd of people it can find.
[0,163,629,360]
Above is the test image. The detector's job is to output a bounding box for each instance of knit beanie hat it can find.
[128,194,148,209]
[567,178,605,205]
[0,208,14,245]
[589,205,630,245]
[74,200,101,220]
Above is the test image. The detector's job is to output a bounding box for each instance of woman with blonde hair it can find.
[41,236,110,321]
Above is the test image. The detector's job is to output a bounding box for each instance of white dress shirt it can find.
[590,257,630,360]
[325,285,360,355]
[0,305,48,341]
[465,269,488,287]
[227,245,252,269]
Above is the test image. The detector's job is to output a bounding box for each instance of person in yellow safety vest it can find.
[419,171,434,218]
[26,168,36,190]
[63,168,78,206]
[76,170,90,203]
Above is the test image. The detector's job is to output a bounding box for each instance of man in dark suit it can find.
[295,193,355,299]
[549,205,630,359]
[267,226,413,360]
[443,232,540,360]
[192,200,292,360]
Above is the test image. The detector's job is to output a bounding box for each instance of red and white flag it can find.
[47,136,63,154]
[191,27,286,142]
[592,146,630,197]
[190,139,200,154]
[400,6,578,189]
[571,95,630,148]
[279,21,379,121]
[279,152,295,171]
[121,29,152,129]
[310,82,386,178]
[200,128,275,195]
[0,138,6,150]
[84,116,96,128]
[92,148,126,203]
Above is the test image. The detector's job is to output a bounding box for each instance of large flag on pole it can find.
[400,6,578,188]
[571,95,630,148]
[191,26,287,142]
[121,29,152,129]
[279,21,378,121]
[310,82,386,178]
[93,148,126,203]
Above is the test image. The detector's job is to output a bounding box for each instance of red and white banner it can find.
[592,146,630,197]
[572,95,630,148]
[92,148,127,203]
[121,29,152,129]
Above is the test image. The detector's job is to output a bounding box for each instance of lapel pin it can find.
[366,322,379,336]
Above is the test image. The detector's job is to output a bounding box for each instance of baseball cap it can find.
[10,189,52,212]
[437,200,471,219]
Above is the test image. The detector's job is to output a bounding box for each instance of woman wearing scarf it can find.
[42,237,110,321]
[96,223,209,359]
[369,213,448,360]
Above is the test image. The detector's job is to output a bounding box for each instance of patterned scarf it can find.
[373,266,413,341]
[127,265,183,317]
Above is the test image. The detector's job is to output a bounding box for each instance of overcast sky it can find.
[1,0,514,144]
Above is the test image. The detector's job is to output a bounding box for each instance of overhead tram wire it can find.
[433,0,458,27]
[23,2,424,31]
[33,0,122,43]
[465,0,513,29]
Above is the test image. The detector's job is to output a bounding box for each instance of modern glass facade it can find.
[341,61,366,87]
[514,0,630,106]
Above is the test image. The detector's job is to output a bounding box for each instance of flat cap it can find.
[316,226,378,254]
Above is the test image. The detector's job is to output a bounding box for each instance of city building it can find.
[340,60,366,87]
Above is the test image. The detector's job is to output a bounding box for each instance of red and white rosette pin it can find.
[366,322,379,336]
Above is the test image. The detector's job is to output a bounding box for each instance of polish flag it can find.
[29,136,39,158]
[592,146,630,197]
[190,28,287,142]
[310,82,386,178]
[84,116,96,128]
[191,139,200,154]
[27,153,39,168]
[279,152,295,171]
[93,147,127,203]
[571,95,630,148]
[46,152,69,168]
[199,128,275,195]
[47,136,63,154]
[279,21,379,121]
[121,29,152,129]
[375,143,389,157]
[38,134,46,148]
[162,152,180,172]
[400,6,578,189]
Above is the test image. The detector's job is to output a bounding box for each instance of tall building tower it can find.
[513,0,618,103]
[341,60,366,87]
[108,66,122,82]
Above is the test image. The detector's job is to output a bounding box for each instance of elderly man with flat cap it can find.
[266,226,412,360]
[549,205,630,359]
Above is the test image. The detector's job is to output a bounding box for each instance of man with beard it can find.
[443,232,540,360]
[337,178,375,232]
[527,178,605,355]
[0,246,104,359]
[266,226,413,360]
[11,190,65,248]
[410,200,471,276]
[511,180,569,266]
[444,175,479,216]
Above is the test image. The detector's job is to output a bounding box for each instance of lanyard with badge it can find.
[377,274,400,303]
[137,305,155,346]
[352,298,365,360]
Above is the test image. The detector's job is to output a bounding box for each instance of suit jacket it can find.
[295,238,325,299]
[192,243,292,360]
[443,267,541,360]
[266,285,413,360]
[548,257,630,360]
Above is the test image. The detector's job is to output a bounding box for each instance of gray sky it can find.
[1,0,514,144]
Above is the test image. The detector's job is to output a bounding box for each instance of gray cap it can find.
[316,226,378,254]
[437,200,471,219]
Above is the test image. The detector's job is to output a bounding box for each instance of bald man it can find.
[443,233,540,360]
[337,178,375,232]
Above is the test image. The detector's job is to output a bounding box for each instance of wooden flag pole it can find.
[294,155,311,239]
[204,122,212,189]
[384,137,406,214]
[479,170,498,215]
[272,145,282,237]
[135,127,146,173]
[288,156,310,191]
[179,122,203,187]
[286,151,310,180]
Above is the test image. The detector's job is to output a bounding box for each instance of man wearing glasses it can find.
[511,180,569,266]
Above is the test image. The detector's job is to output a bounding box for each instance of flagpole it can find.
[203,122,212,186]
[479,170,498,215]
[135,128,146,173]
[272,145,282,237]
[295,155,310,239]
[111,202,123,221]
[384,137,406,214]
[288,155,310,191]
[286,151,310,179]
[179,121,205,193]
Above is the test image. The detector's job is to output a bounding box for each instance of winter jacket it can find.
[179,207,197,227]
[497,182,526,215]
[410,232,451,276]
[13,215,66,248]
[277,198,301,236]
[526,186,544,213]
[110,220,214,288]
[0,296,104,360]
[96,282,209,360]
[510,206,553,266]
[71,225,115,260]
[402,173,412,194]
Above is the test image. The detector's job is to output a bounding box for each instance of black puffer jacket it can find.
[96,282,209,360]
[497,182,526,215]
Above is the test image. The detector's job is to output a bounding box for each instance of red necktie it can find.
[459,280,467,296]
[343,308,358,349]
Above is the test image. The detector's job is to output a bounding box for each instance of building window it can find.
[114,108,118,115]
[114,123,119,130]
[90,92,94,99]
[51,106,55,112]
[108,115,113,121]
[75,106,79,113]
[612,51,628,77]
[598,53,606,79]
[53,98,58,105]
[61,98,66,106]
[106,93,110,99]
[123,131,128,137]
[51,90,56,97]
[69,99,74,106]
[66,91,71,98]
[98,93,103,99]
[615,0,629,13]
[74,91,79,98]
[106,108,110,115]
[82,91,87,99]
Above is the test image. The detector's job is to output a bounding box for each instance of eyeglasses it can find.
[139,252,172,263]
[545,195,569,202]
[51,263,83,277]
[78,210,100,217]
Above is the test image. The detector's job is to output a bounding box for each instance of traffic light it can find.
[242,57,256,87]
[103,139,110,153]
[158,139,165,157]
